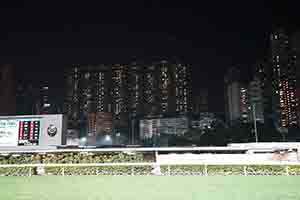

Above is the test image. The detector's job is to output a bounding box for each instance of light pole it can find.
[252,103,258,143]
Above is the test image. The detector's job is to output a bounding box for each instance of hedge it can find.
[1,165,300,176]
[45,166,153,176]
[0,152,150,165]
[0,152,300,176]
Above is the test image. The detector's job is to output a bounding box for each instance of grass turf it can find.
[0,176,299,200]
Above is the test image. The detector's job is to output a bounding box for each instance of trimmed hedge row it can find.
[0,152,300,176]
[1,165,300,176]
[45,166,153,176]
[0,152,149,164]
[161,165,300,176]
[0,167,32,176]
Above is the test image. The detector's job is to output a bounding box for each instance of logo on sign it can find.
[47,124,57,137]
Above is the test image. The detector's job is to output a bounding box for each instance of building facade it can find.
[291,31,300,126]
[192,89,209,114]
[270,29,298,128]
[224,67,250,124]
[64,62,192,142]
[248,76,265,123]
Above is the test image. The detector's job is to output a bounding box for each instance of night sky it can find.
[0,1,298,112]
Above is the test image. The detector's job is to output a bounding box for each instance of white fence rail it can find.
[1,162,300,176]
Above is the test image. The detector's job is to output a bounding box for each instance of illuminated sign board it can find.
[0,115,66,148]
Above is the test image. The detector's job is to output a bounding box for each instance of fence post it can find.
[204,164,208,176]
[167,165,171,176]
[285,166,289,176]
[243,166,247,176]
[62,167,65,176]
[29,167,32,177]
[131,166,135,176]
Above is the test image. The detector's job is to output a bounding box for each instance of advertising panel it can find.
[0,120,19,146]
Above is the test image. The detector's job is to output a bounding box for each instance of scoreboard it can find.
[18,120,41,146]
[0,115,66,148]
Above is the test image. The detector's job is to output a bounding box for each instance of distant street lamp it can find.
[105,135,112,142]
[252,103,258,143]
[80,137,87,146]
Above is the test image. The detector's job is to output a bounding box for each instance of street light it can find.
[80,137,87,146]
[105,135,112,142]
[252,103,258,143]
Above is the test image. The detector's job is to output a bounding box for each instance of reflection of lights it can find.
[105,135,111,141]
[80,137,87,143]
[44,103,51,107]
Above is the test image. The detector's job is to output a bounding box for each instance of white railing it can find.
[1,161,300,176]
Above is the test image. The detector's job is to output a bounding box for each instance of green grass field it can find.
[0,176,299,200]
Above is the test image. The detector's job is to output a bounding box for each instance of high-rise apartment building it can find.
[111,64,129,125]
[158,61,173,114]
[240,86,250,122]
[63,65,81,123]
[127,63,143,116]
[248,76,265,123]
[270,29,298,128]
[224,67,250,124]
[291,31,300,126]
[143,64,159,115]
[94,65,112,113]
[64,65,112,127]
[34,84,60,115]
[175,63,191,113]
[64,62,192,138]
[155,61,191,115]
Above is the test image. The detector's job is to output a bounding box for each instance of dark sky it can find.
[0,1,297,112]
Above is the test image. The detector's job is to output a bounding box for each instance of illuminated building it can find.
[175,63,191,113]
[94,65,112,113]
[157,61,173,113]
[64,61,192,142]
[127,63,143,116]
[191,112,225,131]
[139,116,189,139]
[270,29,298,127]
[291,31,300,126]
[87,112,113,137]
[143,64,158,115]
[248,76,264,123]
[240,86,250,123]
[151,61,191,115]
[78,67,93,116]
[34,84,60,115]
[224,67,250,124]
[64,65,112,127]
[253,60,274,124]
[63,65,81,122]
[111,64,128,123]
